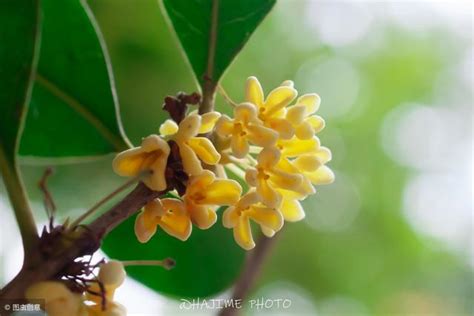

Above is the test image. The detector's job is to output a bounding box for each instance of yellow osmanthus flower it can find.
[274,147,335,224]
[86,260,126,315]
[245,147,304,209]
[134,198,191,242]
[215,103,278,158]
[223,191,283,250]
[26,261,126,316]
[278,146,335,186]
[245,76,297,139]
[183,170,242,229]
[113,135,170,191]
[26,281,85,316]
[285,94,325,139]
[160,112,221,176]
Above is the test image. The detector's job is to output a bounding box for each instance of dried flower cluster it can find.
[113,77,334,250]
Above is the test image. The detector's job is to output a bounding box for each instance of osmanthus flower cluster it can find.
[26,261,127,316]
[113,77,334,250]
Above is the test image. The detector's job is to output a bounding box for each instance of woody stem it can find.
[0,183,165,300]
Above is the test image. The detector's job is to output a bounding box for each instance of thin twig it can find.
[219,233,281,316]
[38,167,56,219]
[69,171,150,229]
[121,258,176,270]
[217,84,238,107]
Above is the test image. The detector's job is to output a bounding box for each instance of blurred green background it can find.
[1,0,472,315]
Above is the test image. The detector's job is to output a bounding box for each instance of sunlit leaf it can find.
[19,0,130,160]
[163,0,276,88]
[0,0,40,164]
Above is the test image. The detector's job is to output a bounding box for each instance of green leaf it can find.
[0,0,40,163]
[19,0,130,159]
[162,0,276,88]
[0,0,41,251]
[102,211,245,298]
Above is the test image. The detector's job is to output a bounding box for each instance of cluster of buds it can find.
[113,77,334,250]
[26,260,126,316]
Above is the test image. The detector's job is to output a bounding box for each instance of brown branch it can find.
[218,233,280,316]
[0,182,163,300]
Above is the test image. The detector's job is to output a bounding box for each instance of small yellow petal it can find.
[223,206,239,228]
[267,117,294,139]
[261,226,275,237]
[246,124,278,148]
[113,136,170,191]
[179,144,203,176]
[187,170,215,191]
[295,122,315,140]
[134,211,157,243]
[200,179,242,205]
[177,114,201,140]
[159,211,192,241]
[286,105,306,125]
[264,86,297,115]
[98,260,126,288]
[188,205,217,229]
[187,137,221,165]
[314,146,332,164]
[231,134,250,158]
[236,190,261,209]
[279,137,320,157]
[235,102,258,123]
[159,119,179,136]
[306,115,325,133]
[215,115,235,136]
[112,148,148,177]
[257,147,281,168]
[269,168,303,192]
[275,156,300,174]
[143,199,165,218]
[294,154,322,172]
[234,216,255,250]
[199,112,221,134]
[144,153,170,191]
[278,187,309,201]
[280,198,305,222]
[298,176,316,196]
[297,93,320,115]
[306,165,335,185]
[248,206,283,232]
[257,177,281,209]
[245,76,264,107]
[141,134,169,152]
[280,80,294,87]
[159,198,192,241]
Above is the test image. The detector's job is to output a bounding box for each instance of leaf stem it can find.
[0,147,38,257]
[199,0,220,114]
